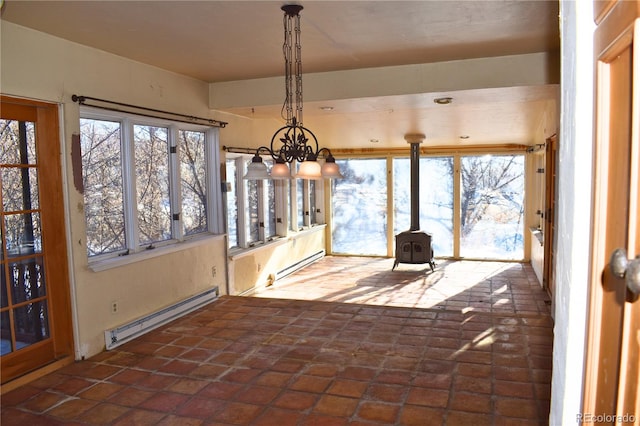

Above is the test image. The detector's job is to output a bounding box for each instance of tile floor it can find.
[1,257,553,425]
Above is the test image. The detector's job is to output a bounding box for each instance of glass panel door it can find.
[1,118,51,356]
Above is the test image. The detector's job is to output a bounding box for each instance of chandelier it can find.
[244,4,343,180]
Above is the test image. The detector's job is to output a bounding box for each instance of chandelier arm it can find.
[316,147,334,159]
[300,125,320,159]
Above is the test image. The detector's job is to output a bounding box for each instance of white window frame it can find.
[80,107,223,268]
[226,154,325,252]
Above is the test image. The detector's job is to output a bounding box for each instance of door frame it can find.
[0,95,75,391]
[582,0,640,418]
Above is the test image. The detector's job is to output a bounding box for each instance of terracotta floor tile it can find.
[446,410,493,425]
[77,402,131,424]
[1,385,42,406]
[136,373,178,391]
[254,371,294,387]
[252,407,304,426]
[75,382,125,402]
[366,383,407,403]
[21,391,68,413]
[108,368,151,385]
[214,401,263,424]
[46,397,98,420]
[313,395,359,417]
[273,390,318,410]
[112,408,167,425]
[495,397,541,419]
[453,375,492,394]
[175,397,226,419]
[399,405,446,426]
[107,387,156,407]
[405,387,450,408]
[156,414,204,426]
[139,391,190,412]
[301,414,349,426]
[326,379,368,398]
[197,381,243,400]
[234,385,281,405]
[494,380,535,399]
[450,391,493,413]
[357,401,401,423]
[289,375,333,393]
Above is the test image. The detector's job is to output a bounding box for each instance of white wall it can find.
[549,1,594,423]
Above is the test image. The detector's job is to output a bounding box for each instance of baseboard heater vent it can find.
[104,286,219,350]
[274,250,325,282]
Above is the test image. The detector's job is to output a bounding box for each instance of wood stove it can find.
[393,134,436,272]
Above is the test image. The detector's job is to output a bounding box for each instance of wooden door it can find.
[0,96,74,385]
[543,134,557,298]
[583,0,640,420]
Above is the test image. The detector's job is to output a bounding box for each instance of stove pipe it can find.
[404,134,425,231]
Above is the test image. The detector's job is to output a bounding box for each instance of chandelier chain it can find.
[294,12,303,127]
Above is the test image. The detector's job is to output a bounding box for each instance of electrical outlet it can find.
[111,301,118,314]
[211,266,217,278]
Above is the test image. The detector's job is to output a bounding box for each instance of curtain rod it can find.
[72,95,228,128]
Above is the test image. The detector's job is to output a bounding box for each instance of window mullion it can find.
[206,128,223,234]
[169,126,182,241]
[303,179,310,228]
[315,179,325,225]
[275,179,287,236]
[258,180,266,242]
[236,157,248,248]
[453,155,461,258]
[121,118,139,253]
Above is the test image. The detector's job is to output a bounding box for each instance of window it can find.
[331,158,388,255]
[393,156,454,257]
[460,154,525,259]
[226,155,280,249]
[225,155,324,250]
[80,109,222,260]
[329,153,524,260]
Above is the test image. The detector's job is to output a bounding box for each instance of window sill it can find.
[88,233,226,272]
[228,224,326,261]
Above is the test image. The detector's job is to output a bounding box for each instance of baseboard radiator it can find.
[274,250,325,282]
[104,286,219,350]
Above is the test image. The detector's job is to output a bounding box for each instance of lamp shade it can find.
[270,160,292,180]
[243,156,270,179]
[321,160,343,179]
[296,160,322,179]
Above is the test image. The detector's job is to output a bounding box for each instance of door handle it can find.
[610,248,640,295]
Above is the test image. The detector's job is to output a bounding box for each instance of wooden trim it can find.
[594,0,639,57]
[0,356,74,395]
[543,135,557,296]
[329,144,528,157]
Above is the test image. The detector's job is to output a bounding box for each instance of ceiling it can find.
[1,0,561,148]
